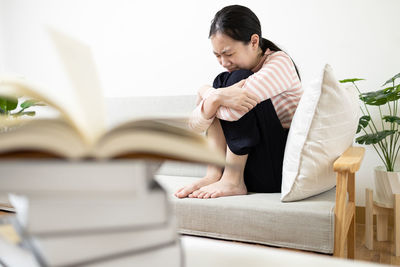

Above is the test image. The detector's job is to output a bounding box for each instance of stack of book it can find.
[1,160,182,267]
[0,27,223,267]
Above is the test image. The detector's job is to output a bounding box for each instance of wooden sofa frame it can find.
[333,146,365,258]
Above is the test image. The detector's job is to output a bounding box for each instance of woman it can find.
[175,5,303,199]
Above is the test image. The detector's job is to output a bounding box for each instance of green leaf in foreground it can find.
[0,97,18,112]
[19,111,36,116]
[20,99,45,109]
[13,111,36,117]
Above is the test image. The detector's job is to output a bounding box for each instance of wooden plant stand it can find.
[365,188,400,256]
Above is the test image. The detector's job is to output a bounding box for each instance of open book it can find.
[0,29,224,165]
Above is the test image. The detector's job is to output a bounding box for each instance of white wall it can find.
[2,0,400,205]
[0,0,5,72]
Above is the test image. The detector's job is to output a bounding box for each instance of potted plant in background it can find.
[0,96,45,132]
[340,72,400,207]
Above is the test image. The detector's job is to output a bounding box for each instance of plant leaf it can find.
[356,130,396,145]
[360,87,400,106]
[383,115,400,124]
[339,78,365,84]
[0,97,18,112]
[357,115,370,133]
[382,73,400,86]
[20,99,45,109]
[13,111,36,117]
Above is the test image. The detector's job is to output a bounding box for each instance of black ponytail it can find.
[260,38,281,54]
[209,5,300,80]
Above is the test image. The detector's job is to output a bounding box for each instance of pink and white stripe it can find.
[189,51,303,133]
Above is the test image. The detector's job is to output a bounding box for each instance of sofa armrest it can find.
[333,147,365,173]
[333,146,365,258]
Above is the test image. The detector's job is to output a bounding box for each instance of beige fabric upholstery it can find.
[281,64,359,201]
[156,175,336,254]
[105,96,338,254]
[105,95,196,127]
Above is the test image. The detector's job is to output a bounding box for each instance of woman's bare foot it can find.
[189,166,247,199]
[174,166,222,198]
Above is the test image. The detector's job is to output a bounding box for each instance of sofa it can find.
[156,147,363,257]
[106,64,364,258]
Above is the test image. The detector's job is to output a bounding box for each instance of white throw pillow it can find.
[281,64,359,202]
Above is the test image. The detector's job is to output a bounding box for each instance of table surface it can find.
[181,235,387,267]
[0,211,389,267]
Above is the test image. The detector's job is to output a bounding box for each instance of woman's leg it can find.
[239,98,288,193]
[190,145,248,198]
[190,70,254,198]
[193,69,287,197]
[174,118,227,198]
[196,101,286,197]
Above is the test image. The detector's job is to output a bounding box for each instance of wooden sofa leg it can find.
[347,173,355,259]
[365,189,374,250]
[395,194,400,256]
[334,171,348,257]
[333,146,365,258]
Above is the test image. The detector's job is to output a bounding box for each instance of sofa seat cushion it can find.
[155,175,336,254]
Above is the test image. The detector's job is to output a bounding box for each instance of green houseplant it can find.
[0,96,45,133]
[340,73,400,171]
[0,96,44,118]
[340,72,400,207]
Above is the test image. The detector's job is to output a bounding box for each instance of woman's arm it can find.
[188,95,217,133]
[213,52,300,122]
[188,51,299,132]
[188,82,258,133]
[203,80,258,118]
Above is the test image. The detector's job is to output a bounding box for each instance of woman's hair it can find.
[209,5,300,79]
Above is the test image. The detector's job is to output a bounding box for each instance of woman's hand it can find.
[216,80,260,112]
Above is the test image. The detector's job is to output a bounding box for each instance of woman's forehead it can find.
[211,33,240,54]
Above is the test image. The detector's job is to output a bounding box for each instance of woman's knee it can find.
[213,69,254,88]
[213,71,230,88]
[225,69,254,86]
[220,113,260,155]
[226,134,259,155]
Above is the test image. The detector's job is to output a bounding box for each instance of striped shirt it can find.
[189,49,303,133]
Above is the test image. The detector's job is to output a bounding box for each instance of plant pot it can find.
[374,166,400,208]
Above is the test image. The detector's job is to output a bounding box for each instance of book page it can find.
[0,75,83,136]
[0,118,88,158]
[47,28,106,145]
[0,192,14,212]
[93,120,225,166]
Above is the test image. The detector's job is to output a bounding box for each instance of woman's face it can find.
[210,33,261,72]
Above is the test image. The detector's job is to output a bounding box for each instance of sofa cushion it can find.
[156,175,336,254]
[280,64,359,202]
[157,161,206,177]
[105,95,196,127]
